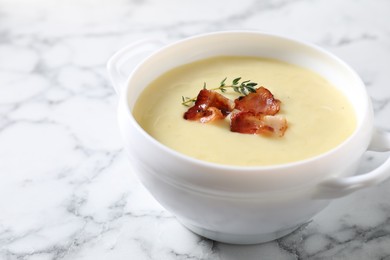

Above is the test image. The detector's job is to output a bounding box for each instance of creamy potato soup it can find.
[133,56,356,166]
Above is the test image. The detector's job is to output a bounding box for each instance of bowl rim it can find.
[121,30,372,172]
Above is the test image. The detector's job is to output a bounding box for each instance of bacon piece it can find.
[234,87,281,115]
[198,107,224,123]
[184,89,234,123]
[230,111,288,137]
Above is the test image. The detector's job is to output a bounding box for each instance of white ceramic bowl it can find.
[108,31,390,244]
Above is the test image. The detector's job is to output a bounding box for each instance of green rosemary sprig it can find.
[181,77,258,106]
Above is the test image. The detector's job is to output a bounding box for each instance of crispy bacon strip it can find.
[234,87,281,115]
[230,111,288,137]
[184,89,234,123]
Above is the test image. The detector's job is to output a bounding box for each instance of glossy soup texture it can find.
[133,56,356,166]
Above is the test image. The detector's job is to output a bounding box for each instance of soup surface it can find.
[133,56,356,166]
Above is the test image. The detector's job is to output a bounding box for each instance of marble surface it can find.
[1,0,390,259]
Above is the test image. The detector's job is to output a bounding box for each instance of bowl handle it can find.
[313,128,390,199]
[107,39,165,95]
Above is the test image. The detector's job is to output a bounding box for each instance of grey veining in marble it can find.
[1,0,390,259]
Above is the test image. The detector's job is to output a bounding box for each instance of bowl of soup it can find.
[107,31,390,244]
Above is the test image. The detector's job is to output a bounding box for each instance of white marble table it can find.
[1,0,390,259]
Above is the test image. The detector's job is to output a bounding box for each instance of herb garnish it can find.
[181,77,258,106]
